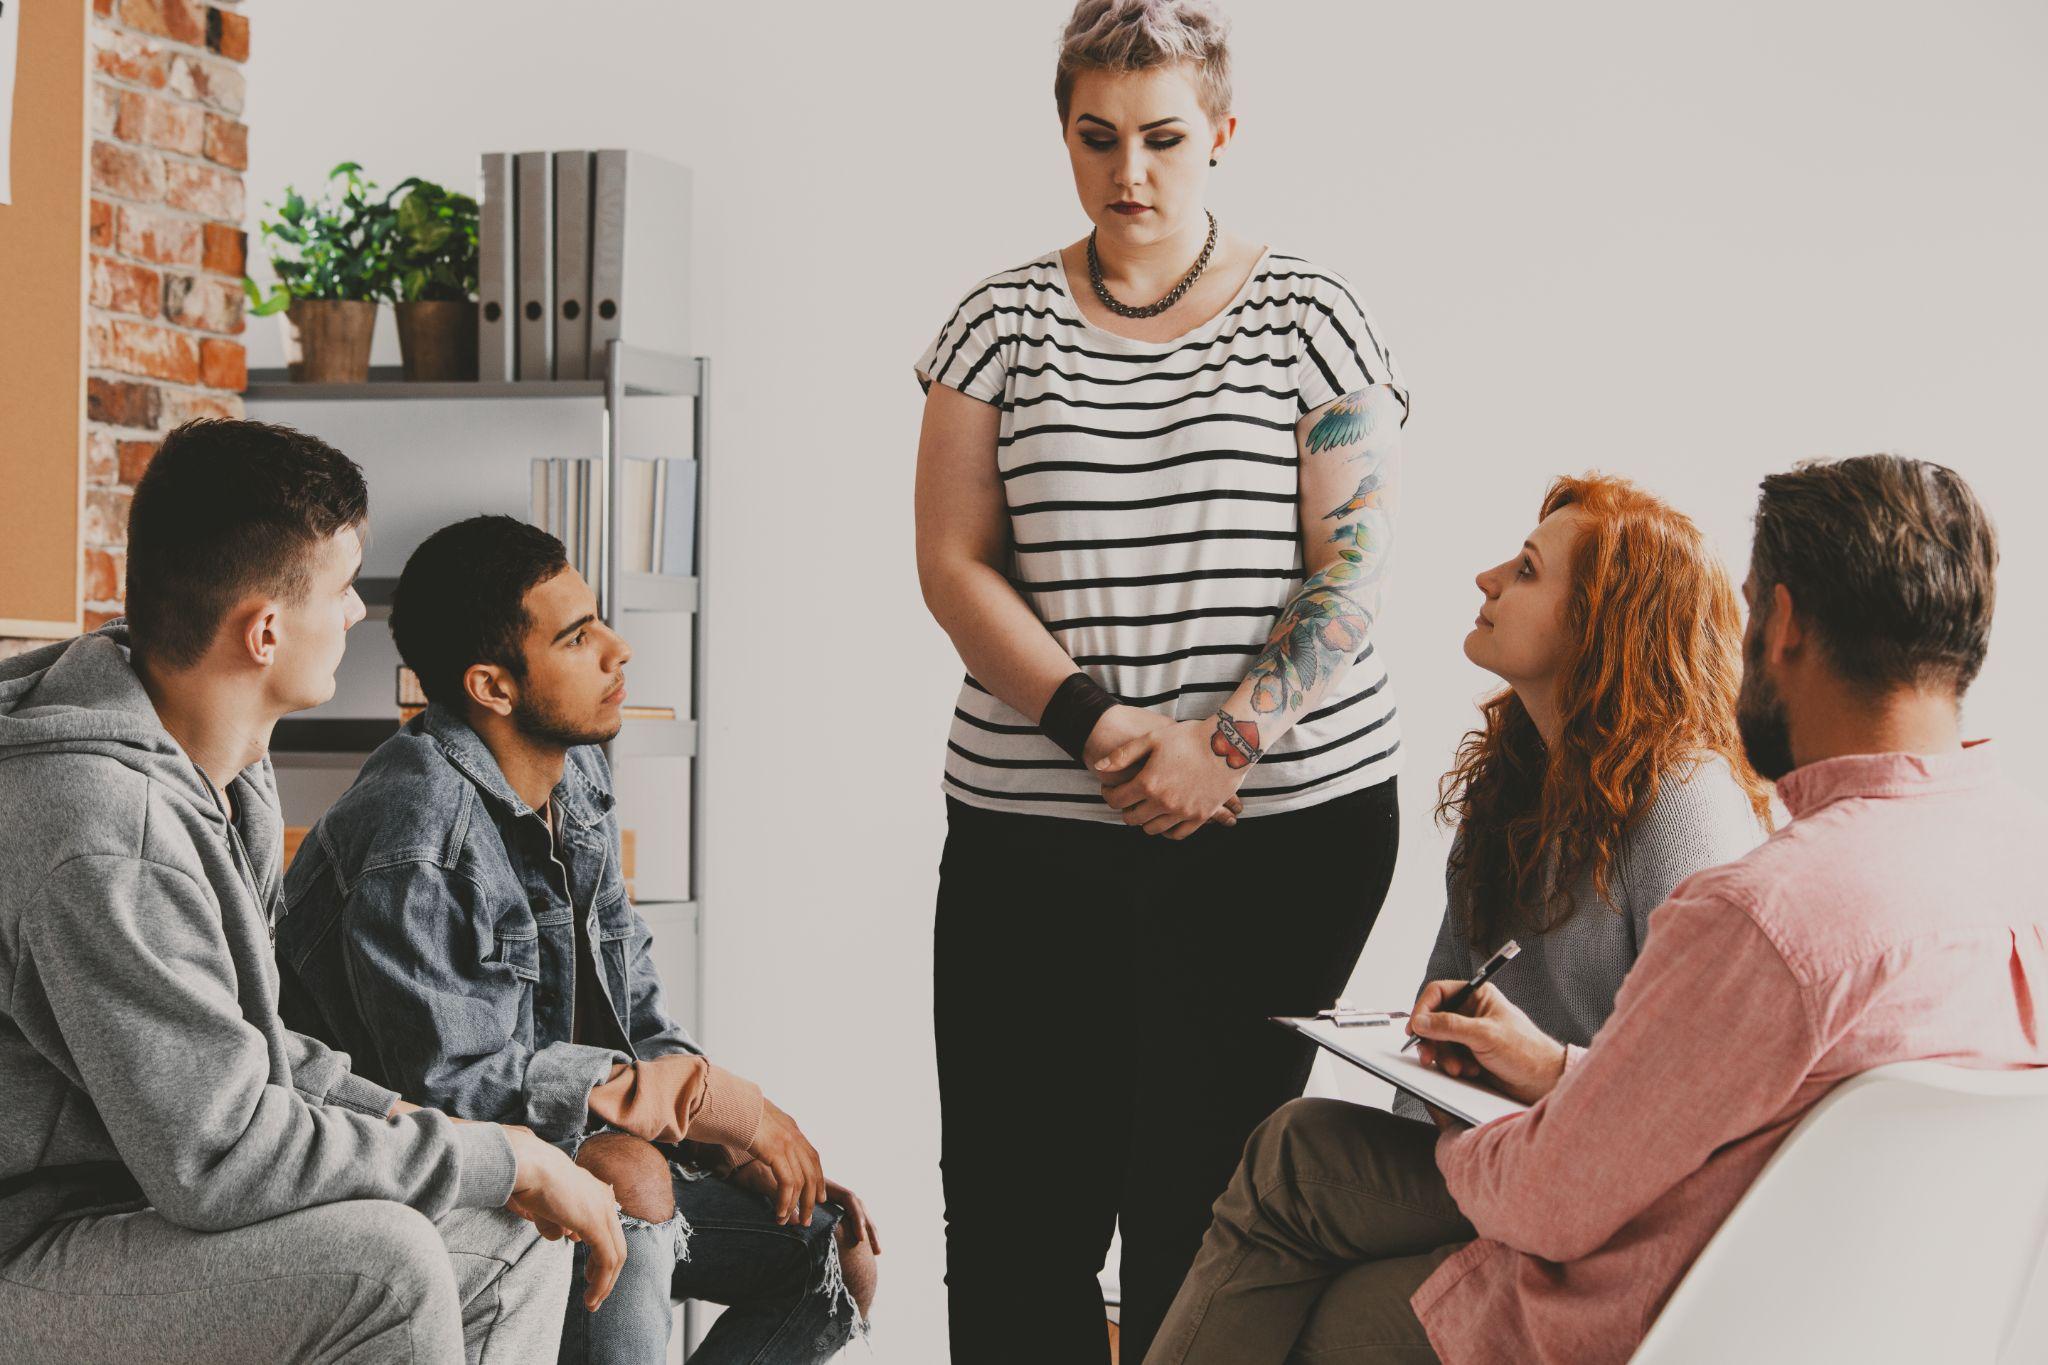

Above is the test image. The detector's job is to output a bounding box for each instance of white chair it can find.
[1629,1061,2048,1365]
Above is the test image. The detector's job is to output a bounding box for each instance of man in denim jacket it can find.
[280,515,876,1365]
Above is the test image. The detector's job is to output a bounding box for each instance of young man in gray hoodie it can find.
[0,419,627,1363]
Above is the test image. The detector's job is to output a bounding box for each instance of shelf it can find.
[610,719,698,759]
[273,718,404,755]
[245,345,699,402]
[352,573,694,619]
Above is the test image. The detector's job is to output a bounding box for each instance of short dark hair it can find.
[389,515,569,707]
[126,419,369,667]
[1750,454,1998,696]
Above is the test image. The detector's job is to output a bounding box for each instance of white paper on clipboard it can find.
[0,0,19,204]
[1275,1016,1532,1128]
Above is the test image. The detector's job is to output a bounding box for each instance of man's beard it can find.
[511,691,620,749]
[1736,630,1796,781]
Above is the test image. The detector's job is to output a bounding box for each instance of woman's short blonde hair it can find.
[1054,0,1233,127]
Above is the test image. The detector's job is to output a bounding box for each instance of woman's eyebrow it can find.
[1138,116,1186,130]
[1076,113,1116,129]
[1523,540,1543,566]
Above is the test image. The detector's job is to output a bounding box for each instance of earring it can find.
[1209,158,1218,167]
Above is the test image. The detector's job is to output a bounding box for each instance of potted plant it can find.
[244,163,396,383]
[386,177,481,382]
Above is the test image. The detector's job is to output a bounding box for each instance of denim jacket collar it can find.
[418,703,613,830]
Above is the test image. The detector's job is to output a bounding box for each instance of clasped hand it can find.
[1085,706,1245,840]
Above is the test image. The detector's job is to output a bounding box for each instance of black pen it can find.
[1401,939,1521,1052]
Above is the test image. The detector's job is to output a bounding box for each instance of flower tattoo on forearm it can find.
[1242,388,1395,718]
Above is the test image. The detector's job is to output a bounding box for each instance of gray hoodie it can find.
[0,624,514,1256]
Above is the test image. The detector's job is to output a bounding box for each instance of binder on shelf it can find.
[478,153,516,383]
[658,458,698,577]
[590,150,693,367]
[552,151,593,380]
[514,151,554,381]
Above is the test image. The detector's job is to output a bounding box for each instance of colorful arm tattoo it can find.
[1209,709,1263,769]
[1304,391,1377,453]
[1242,388,1397,718]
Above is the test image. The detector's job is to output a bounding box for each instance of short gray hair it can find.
[1054,0,1233,126]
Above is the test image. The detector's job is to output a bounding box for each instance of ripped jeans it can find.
[557,1164,862,1365]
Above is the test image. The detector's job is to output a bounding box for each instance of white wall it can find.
[246,3,2048,1358]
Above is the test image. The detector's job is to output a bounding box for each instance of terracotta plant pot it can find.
[279,299,378,383]
[394,299,480,382]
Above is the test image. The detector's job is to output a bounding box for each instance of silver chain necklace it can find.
[1088,211,1218,319]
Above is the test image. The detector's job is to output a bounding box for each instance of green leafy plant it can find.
[243,162,398,317]
[385,178,480,303]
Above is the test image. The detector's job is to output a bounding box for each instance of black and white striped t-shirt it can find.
[916,248,1408,821]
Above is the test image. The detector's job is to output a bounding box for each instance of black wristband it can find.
[1040,671,1121,764]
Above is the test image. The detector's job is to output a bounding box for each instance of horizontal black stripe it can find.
[930,272,1070,366]
[1002,447,1295,483]
[1014,566,1301,593]
[943,772,1104,804]
[1261,708,1396,765]
[976,320,1303,370]
[1000,410,1295,448]
[1011,352,1298,388]
[1240,740,1401,798]
[947,740,1081,771]
[1297,670,1385,725]
[1006,380,1298,414]
[1070,642,1262,669]
[952,708,1040,735]
[1042,604,1283,632]
[1010,487,1296,517]
[1014,528,1297,555]
[963,673,1239,707]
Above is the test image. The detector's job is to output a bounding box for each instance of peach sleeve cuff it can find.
[582,1054,763,1150]
[690,1063,764,1150]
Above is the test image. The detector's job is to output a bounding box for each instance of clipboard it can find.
[1274,1015,1532,1128]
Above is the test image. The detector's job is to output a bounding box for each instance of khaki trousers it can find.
[1147,1098,1475,1364]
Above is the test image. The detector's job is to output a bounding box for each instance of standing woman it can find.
[914,2,1410,1359]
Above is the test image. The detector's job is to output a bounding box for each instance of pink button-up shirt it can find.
[1412,744,2048,1365]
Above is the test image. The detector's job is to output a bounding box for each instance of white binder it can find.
[477,153,515,383]
[513,151,553,381]
[552,151,593,380]
[589,150,692,367]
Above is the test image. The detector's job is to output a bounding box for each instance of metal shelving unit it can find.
[247,339,709,1040]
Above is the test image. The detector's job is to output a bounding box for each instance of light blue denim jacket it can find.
[277,703,698,1144]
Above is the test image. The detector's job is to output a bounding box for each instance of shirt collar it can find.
[1776,739,1998,820]
[418,702,612,827]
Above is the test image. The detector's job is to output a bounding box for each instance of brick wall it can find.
[82,0,250,629]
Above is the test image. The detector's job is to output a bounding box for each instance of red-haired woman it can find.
[1148,474,1775,1362]
[1395,472,1775,1105]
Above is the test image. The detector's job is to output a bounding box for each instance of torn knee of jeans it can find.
[811,1228,872,1344]
[618,1206,693,1265]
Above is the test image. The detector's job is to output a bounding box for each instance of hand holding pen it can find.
[1405,941,1574,1106]
[1401,940,1520,1053]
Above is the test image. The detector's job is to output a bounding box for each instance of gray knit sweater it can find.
[1392,755,1764,1121]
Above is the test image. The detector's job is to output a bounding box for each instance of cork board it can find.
[0,0,86,636]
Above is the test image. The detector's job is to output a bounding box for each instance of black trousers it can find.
[934,780,1400,1364]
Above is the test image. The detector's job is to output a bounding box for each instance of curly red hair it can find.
[1437,474,1772,950]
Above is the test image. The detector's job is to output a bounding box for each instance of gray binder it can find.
[589,150,693,367]
[514,151,553,381]
[552,151,593,380]
[477,153,515,383]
